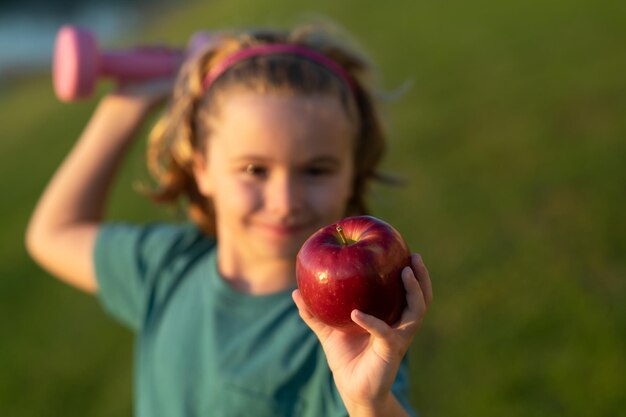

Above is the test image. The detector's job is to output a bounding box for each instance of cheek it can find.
[310,174,353,217]
[212,178,260,216]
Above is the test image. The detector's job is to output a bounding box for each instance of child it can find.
[26,24,433,417]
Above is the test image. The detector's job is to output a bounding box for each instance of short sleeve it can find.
[392,355,417,417]
[93,222,205,331]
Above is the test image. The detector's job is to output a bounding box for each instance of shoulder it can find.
[93,222,216,329]
[96,222,215,261]
[94,221,216,293]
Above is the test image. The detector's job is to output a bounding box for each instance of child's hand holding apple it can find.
[292,215,433,415]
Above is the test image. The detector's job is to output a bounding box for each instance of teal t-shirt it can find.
[94,222,415,417]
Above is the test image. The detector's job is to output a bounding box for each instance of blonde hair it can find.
[146,25,388,236]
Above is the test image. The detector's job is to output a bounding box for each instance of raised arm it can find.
[25,83,170,293]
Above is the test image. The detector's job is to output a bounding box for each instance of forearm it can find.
[29,95,152,228]
[26,94,155,290]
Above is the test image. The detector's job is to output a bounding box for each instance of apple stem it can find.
[336,225,348,245]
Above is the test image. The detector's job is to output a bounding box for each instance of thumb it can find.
[292,289,333,342]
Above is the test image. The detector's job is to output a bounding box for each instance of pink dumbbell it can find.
[53,25,214,102]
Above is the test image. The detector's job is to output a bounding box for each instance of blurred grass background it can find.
[1,0,625,416]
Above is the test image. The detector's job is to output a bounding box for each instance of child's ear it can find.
[192,152,213,197]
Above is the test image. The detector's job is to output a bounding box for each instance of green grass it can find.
[2,0,625,415]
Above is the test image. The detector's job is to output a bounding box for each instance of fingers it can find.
[295,290,399,342]
[396,266,425,333]
[395,253,433,333]
[351,309,392,339]
[402,265,426,317]
[411,253,433,306]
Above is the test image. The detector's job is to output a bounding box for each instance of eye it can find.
[304,166,333,177]
[243,164,268,178]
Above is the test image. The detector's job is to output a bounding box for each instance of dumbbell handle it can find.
[98,48,185,81]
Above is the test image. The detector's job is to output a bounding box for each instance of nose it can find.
[265,170,304,217]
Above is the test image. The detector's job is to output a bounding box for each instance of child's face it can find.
[193,91,355,263]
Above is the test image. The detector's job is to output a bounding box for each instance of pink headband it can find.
[202,44,356,93]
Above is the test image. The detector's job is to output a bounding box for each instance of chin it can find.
[256,242,301,262]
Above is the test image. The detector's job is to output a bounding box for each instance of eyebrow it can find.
[231,155,342,166]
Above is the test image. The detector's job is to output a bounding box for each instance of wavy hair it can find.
[145,25,389,236]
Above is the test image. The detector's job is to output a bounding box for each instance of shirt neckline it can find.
[205,247,297,310]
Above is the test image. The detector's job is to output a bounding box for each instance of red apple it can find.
[296,215,411,333]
